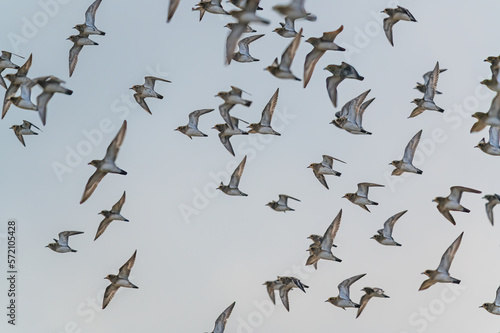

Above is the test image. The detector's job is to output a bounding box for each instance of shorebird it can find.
[356,287,390,318]
[224,22,256,33]
[232,34,264,62]
[326,273,366,310]
[276,276,308,311]
[343,182,384,212]
[273,0,316,20]
[175,109,214,138]
[381,6,417,46]
[67,34,99,77]
[207,302,236,333]
[331,89,374,135]
[263,280,281,304]
[419,232,463,291]
[483,194,500,226]
[3,54,32,119]
[273,16,301,38]
[213,116,249,156]
[266,194,300,212]
[471,92,500,133]
[103,250,138,309]
[306,209,342,269]
[248,88,280,135]
[409,62,444,118]
[32,76,73,125]
[95,191,129,241]
[227,0,262,10]
[265,29,302,80]
[324,62,364,107]
[73,0,106,35]
[308,155,346,190]
[130,76,171,114]
[371,210,407,246]
[0,51,23,89]
[8,80,37,111]
[46,231,83,253]
[192,0,229,21]
[433,186,482,225]
[475,126,500,156]
[217,155,248,196]
[390,130,423,175]
[415,68,447,95]
[480,286,500,315]
[10,120,40,147]
[80,121,127,204]
[303,26,345,88]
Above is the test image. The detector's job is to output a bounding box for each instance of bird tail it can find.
[244,100,252,107]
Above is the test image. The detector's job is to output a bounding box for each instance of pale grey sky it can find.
[1,0,500,332]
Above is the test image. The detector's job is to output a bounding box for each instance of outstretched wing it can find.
[437,232,463,274]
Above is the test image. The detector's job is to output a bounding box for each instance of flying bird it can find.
[10,120,40,147]
[207,302,236,333]
[232,34,264,62]
[32,76,73,125]
[0,51,23,89]
[381,6,417,46]
[80,121,127,204]
[46,231,84,253]
[326,273,366,310]
[217,155,248,196]
[8,80,37,111]
[433,186,482,225]
[67,34,99,77]
[470,92,500,133]
[224,22,256,33]
[390,130,423,175]
[324,62,364,107]
[343,182,384,212]
[212,116,249,156]
[175,108,214,138]
[306,209,342,269]
[308,155,345,189]
[303,26,346,88]
[95,191,129,241]
[192,0,229,21]
[227,0,262,10]
[248,88,280,135]
[3,53,32,119]
[266,194,300,212]
[483,194,500,226]
[415,68,447,95]
[273,17,301,38]
[419,232,463,291]
[409,62,444,118]
[103,250,138,309]
[480,286,500,315]
[265,29,302,80]
[371,210,407,246]
[276,276,308,311]
[331,89,374,135]
[273,0,316,20]
[73,0,105,35]
[130,76,171,114]
[263,280,281,304]
[475,126,500,156]
[356,287,390,318]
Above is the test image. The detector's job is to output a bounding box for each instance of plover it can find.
[266,194,300,212]
[273,0,316,20]
[480,286,500,315]
[381,6,417,46]
[276,276,308,311]
[419,232,463,291]
[274,16,301,38]
[192,0,229,21]
[263,280,282,304]
[390,129,423,175]
[8,80,37,111]
[73,0,106,36]
[208,302,236,333]
[10,120,40,147]
[248,88,280,135]
[130,76,171,114]
[2,54,32,119]
[308,155,345,190]
[343,182,384,212]
[356,287,390,318]
[228,0,262,10]
[325,62,364,107]
[175,108,214,138]
[265,29,302,80]
[409,62,444,118]
[433,186,482,225]
[306,209,342,269]
[371,210,407,246]
[233,34,264,62]
[415,68,447,95]
[80,121,127,204]
[471,92,500,133]
[331,89,374,135]
[0,51,23,89]
[95,191,129,240]
[32,76,73,125]
[303,26,345,88]
[67,34,99,77]
[475,126,500,156]
[217,155,248,196]
[483,194,500,226]
[103,250,138,309]
[326,273,366,310]
[213,116,249,156]
[224,22,256,33]
[46,231,84,253]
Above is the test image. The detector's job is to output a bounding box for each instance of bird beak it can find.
[342,195,347,198]
[87,162,91,165]
[174,129,178,131]
[324,300,329,302]
[421,272,426,275]
[370,236,374,239]
[45,245,49,248]
[214,94,218,97]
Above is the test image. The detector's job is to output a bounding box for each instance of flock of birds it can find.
[3,0,500,330]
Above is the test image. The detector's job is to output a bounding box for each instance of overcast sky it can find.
[1,0,500,332]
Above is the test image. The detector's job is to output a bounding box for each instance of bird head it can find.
[130,85,141,92]
[88,160,100,167]
[422,270,433,277]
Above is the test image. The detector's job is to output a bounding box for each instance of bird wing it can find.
[418,279,437,291]
[133,93,151,114]
[85,0,102,25]
[69,44,83,77]
[213,302,236,333]
[80,169,106,204]
[383,210,407,238]
[356,97,375,126]
[325,75,343,108]
[17,53,32,76]
[409,106,426,118]
[278,194,300,205]
[104,120,127,162]
[437,204,456,225]
[260,88,279,126]
[229,155,247,187]
[280,28,302,71]
[488,126,500,147]
[303,48,325,88]
[265,283,276,304]
[112,191,126,213]
[437,232,463,274]
[2,82,20,119]
[188,108,213,128]
[118,250,137,279]
[102,283,120,309]
[321,209,342,251]
[237,34,264,55]
[58,231,83,246]
[94,217,113,240]
[424,62,440,101]
[283,16,295,30]
[321,25,344,42]
[22,120,40,131]
[449,186,481,203]
[144,76,171,89]
[14,129,25,147]
[279,286,291,311]
[36,92,54,125]
[226,23,246,64]
[356,293,372,318]
[218,133,235,156]
[356,182,383,197]
[346,90,370,123]
[402,130,422,163]
[167,0,181,22]
[339,273,365,300]
[495,286,500,306]
[383,17,396,46]
[485,199,497,226]
[219,103,236,129]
